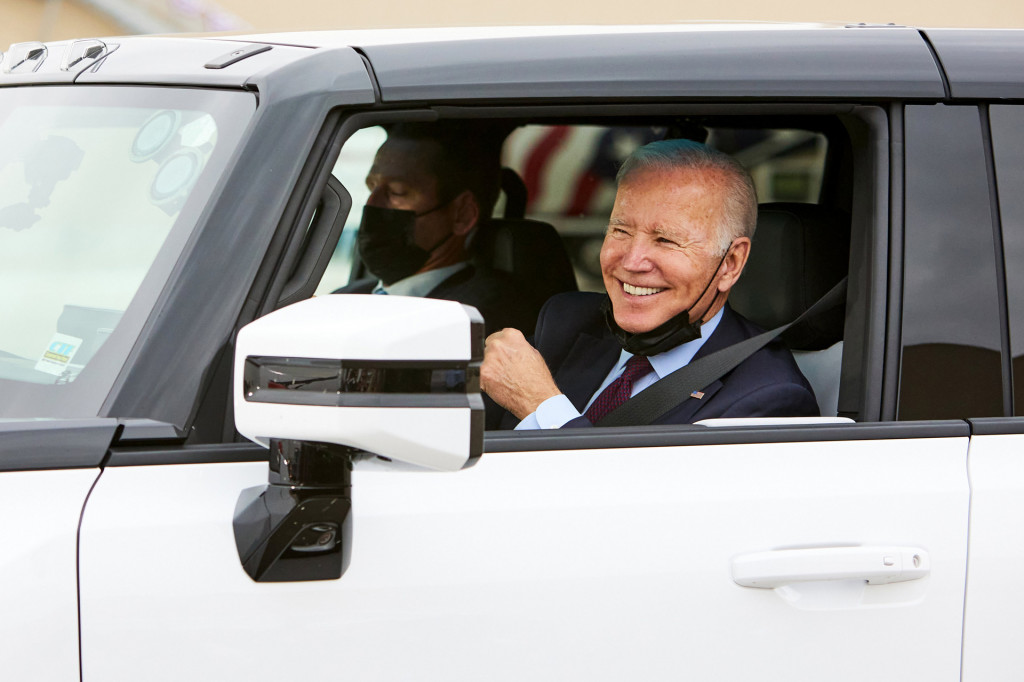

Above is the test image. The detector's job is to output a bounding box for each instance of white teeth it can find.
[623,283,664,296]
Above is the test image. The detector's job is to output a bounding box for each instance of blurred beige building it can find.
[4,0,1024,51]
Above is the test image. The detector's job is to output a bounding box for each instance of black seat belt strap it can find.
[596,277,848,427]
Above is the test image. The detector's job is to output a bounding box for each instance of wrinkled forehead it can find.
[612,167,729,236]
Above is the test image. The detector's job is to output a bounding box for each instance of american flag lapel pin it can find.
[690,390,705,400]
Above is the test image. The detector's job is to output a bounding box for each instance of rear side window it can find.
[991,104,1024,415]
[899,105,1003,420]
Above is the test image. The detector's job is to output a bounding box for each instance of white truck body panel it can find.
[80,436,968,681]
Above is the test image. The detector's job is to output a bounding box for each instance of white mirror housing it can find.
[234,295,484,471]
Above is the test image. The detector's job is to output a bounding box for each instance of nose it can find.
[618,238,654,272]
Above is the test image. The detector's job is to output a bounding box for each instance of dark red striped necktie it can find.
[583,355,654,423]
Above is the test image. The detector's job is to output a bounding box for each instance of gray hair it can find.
[616,139,758,254]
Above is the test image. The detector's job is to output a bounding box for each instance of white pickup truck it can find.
[1,24,1023,681]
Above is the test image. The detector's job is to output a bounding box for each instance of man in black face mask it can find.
[481,139,818,429]
[338,122,535,334]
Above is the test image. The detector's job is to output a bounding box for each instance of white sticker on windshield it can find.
[35,333,83,376]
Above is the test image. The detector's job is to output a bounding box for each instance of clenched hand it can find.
[480,328,562,420]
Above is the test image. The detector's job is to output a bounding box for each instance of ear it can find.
[716,237,751,293]
[449,190,480,236]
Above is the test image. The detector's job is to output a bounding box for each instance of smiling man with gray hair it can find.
[481,138,818,429]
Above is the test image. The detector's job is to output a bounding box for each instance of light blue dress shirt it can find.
[515,307,724,430]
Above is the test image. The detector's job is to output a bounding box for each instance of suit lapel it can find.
[554,333,621,412]
[426,264,474,297]
[648,305,744,424]
[653,379,724,424]
[691,304,745,363]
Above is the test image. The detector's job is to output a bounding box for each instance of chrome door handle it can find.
[732,546,930,588]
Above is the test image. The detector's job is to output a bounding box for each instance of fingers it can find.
[481,328,531,394]
[481,328,561,419]
[484,327,527,352]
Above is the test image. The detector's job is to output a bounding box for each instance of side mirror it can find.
[234,294,484,471]
[231,294,484,582]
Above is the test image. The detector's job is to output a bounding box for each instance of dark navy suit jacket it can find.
[492,292,818,429]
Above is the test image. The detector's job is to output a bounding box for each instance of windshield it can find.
[0,86,255,418]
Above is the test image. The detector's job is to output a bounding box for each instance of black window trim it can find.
[882,102,905,420]
[979,103,1014,417]
[94,420,971,469]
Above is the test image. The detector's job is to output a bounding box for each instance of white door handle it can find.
[732,545,930,588]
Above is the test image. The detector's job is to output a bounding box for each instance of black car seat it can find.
[728,202,850,416]
[472,216,578,318]
[471,167,578,325]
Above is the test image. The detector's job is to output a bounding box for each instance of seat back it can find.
[472,217,578,312]
[729,202,849,415]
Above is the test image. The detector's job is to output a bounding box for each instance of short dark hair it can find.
[617,138,758,253]
[385,121,503,217]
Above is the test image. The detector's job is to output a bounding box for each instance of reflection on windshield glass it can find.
[0,86,254,419]
[0,104,218,385]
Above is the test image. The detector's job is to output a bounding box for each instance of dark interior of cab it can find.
[336,113,856,418]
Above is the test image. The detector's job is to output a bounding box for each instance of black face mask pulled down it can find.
[357,203,453,286]
[603,248,731,356]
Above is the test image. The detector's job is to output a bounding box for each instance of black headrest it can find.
[473,217,578,308]
[729,202,849,350]
[500,167,527,219]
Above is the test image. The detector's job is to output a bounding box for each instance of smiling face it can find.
[600,166,750,334]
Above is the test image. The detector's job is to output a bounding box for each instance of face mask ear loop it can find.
[421,230,455,254]
[411,194,460,254]
[413,192,456,219]
[689,241,735,324]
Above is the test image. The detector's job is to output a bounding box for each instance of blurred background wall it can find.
[4,0,1024,50]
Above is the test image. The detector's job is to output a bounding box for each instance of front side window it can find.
[0,86,255,418]
[309,114,860,425]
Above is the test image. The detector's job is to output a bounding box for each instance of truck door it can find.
[77,422,969,681]
[0,420,114,681]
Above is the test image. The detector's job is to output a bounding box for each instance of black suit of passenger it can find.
[338,264,536,336]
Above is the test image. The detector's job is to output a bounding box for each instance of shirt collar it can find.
[610,306,726,379]
[376,261,469,297]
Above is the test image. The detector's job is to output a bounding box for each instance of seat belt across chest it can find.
[596,277,847,427]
